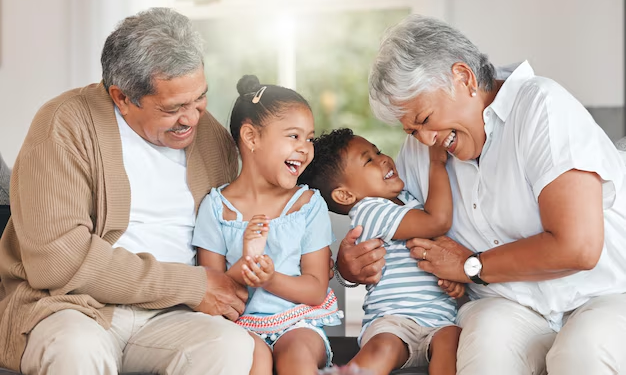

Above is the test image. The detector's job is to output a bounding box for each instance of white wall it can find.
[447,0,624,108]
[0,0,174,167]
[0,0,624,167]
[0,0,72,167]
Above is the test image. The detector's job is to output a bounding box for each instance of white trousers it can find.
[21,305,254,375]
[457,294,626,375]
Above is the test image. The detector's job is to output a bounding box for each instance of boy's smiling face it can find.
[331,136,405,208]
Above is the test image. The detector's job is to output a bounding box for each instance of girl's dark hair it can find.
[230,75,311,146]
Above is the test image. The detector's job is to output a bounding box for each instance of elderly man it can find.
[0,8,253,375]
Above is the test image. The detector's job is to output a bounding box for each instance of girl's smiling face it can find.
[253,105,315,189]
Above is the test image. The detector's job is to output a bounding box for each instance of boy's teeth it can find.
[286,160,301,166]
[384,170,394,179]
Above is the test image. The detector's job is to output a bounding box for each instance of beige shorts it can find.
[360,315,453,369]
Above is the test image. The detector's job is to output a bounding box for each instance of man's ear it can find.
[331,187,357,207]
[108,85,132,115]
[240,122,259,153]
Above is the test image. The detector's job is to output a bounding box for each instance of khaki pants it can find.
[21,305,254,375]
[457,294,626,375]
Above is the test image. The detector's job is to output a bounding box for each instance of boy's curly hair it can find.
[299,128,355,215]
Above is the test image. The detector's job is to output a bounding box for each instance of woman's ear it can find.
[331,187,357,207]
[451,62,478,93]
[240,123,259,153]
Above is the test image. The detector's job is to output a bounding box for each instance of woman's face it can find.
[398,67,488,161]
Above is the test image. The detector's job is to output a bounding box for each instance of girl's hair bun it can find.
[236,75,262,96]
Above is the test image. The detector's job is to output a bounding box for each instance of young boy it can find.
[299,128,463,375]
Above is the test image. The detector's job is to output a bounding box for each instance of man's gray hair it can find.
[369,15,495,124]
[101,7,204,106]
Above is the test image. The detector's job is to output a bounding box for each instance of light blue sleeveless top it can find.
[192,184,335,316]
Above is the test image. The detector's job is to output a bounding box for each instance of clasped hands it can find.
[194,215,274,321]
[335,226,474,299]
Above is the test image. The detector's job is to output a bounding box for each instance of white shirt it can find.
[113,108,197,265]
[396,61,626,331]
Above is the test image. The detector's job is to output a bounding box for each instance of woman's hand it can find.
[408,236,473,283]
[336,226,386,284]
[438,279,466,299]
[243,214,269,258]
[241,254,275,288]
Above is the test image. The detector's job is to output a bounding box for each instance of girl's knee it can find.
[273,328,328,367]
[249,333,273,375]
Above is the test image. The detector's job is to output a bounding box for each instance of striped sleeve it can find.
[349,197,413,244]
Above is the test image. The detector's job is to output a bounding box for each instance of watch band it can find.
[333,263,360,288]
[469,253,489,286]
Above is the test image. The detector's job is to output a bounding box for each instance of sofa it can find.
[0,204,427,375]
[1,136,624,375]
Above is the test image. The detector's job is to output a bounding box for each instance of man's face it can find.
[118,67,208,150]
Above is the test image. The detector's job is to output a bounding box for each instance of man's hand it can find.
[194,267,248,321]
[242,254,275,288]
[408,236,473,282]
[336,226,386,284]
[438,279,466,299]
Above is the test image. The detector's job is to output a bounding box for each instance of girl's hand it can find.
[242,254,275,288]
[243,215,269,258]
[438,279,466,299]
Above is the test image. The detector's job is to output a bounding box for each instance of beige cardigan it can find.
[0,83,238,370]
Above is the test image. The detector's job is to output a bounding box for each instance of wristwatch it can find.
[463,252,488,285]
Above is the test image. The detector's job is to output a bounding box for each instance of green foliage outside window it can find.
[197,8,410,159]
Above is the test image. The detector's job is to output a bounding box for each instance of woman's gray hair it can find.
[369,15,495,124]
[101,7,204,106]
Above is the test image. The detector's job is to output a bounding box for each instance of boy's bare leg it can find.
[273,328,327,375]
[348,333,409,375]
[428,326,461,375]
[249,332,273,375]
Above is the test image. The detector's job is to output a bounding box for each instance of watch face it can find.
[464,256,482,277]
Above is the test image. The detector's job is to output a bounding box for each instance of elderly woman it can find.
[336,14,626,375]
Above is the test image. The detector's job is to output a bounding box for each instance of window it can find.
[185,1,416,336]
[193,7,410,159]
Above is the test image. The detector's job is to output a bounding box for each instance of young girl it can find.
[191,75,342,375]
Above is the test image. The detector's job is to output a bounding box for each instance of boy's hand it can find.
[438,279,466,299]
[242,254,275,288]
[243,214,269,257]
[429,144,449,165]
